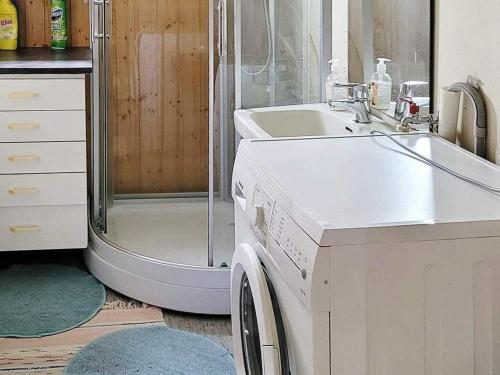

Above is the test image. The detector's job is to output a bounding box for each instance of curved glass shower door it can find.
[235,0,331,109]
[92,0,235,268]
[91,0,329,270]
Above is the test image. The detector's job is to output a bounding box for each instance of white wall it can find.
[435,0,500,163]
[342,0,499,162]
[332,0,348,72]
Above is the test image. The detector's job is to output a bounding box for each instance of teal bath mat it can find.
[0,264,105,338]
[65,326,236,375]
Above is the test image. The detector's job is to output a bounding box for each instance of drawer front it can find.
[0,205,88,251]
[0,142,86,174]
[0,111,86,142]
[0,79,85,111]
[0,173,86,207]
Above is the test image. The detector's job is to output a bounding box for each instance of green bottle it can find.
[50,0,67,49]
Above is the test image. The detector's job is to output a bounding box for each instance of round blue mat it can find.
[65,326,236,375]
[0,264,106,338]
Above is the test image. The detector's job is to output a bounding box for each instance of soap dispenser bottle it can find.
[370,58,392,110]
[325,59,348,111]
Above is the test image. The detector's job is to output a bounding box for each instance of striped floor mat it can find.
[0,303,165,374]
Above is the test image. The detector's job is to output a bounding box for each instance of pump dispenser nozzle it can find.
[328,59,344,73]
[376,58,391,76]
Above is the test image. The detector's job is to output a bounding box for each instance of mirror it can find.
[348,0,434,119]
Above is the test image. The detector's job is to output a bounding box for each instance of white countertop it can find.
[241,133,500,245]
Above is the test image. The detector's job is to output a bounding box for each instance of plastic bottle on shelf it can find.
[0,0,18,51]
[325,59,348,111]
[370,58,392,110]
[50,0,68,50]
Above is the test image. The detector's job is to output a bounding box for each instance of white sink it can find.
[235,103,394,139]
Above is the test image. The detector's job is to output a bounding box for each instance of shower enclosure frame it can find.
[85,0,332,315]
[235,0,333,109]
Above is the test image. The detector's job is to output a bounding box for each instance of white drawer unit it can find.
[0,110,86,142]
[0,205,88,251]
[0,173,86,207]
[0,142,86,174]
[0,74,88,252]
[0,78,85,111]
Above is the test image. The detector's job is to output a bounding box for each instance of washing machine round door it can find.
[231,243,289,375]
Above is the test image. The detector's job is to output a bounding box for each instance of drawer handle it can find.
[10,224,42,233]
[8,123,40,130]
[8,91,40,99]
[8,187,40,195]
[8,155,40,162]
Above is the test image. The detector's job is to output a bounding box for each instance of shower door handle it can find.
[93,0,105,40]
[217,0,226,57]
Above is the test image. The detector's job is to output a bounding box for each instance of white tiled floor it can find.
[105,200,235,267]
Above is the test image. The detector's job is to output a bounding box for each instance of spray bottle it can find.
[50,0,68,49]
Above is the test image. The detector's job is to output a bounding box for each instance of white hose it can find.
[371,131,500,194]
[241,0,273,76]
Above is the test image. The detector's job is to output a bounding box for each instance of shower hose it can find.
[370,130,500,195]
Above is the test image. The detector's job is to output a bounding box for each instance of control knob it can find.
[251,205,265,229]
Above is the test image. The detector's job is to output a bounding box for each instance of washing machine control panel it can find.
[269,204,311,273]
[268,203,330,311]
[251,184,275,244]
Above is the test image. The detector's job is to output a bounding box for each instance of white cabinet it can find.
[0,74,88,251]
[0,173,87,207]
[0,205,88,251]
[0,111,86,142]
[0,78,85,111]
[0,142,86,174]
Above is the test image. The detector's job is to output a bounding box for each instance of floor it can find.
[106,200,235,267]
[0,250,233,374]
[108,289,233,353]
[0,294,165,374]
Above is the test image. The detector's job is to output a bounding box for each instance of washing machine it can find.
[231,133,500,374]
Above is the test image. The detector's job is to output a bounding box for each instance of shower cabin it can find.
[86,0,331,315]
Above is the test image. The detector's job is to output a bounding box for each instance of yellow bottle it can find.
[0,0,17,50]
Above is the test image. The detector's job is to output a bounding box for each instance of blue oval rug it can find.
[0,264,106,338]
[65,326,236,375]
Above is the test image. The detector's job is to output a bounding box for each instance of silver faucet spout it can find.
[394,81,428,121]
[328,83,372,123]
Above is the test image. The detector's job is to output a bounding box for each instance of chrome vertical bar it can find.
[321,0,333,102]
[104,0,112,211]
[303,0,310,103]
[269,0,276,106]
[208,0,216,267]
[362,0,374,83]
[219,0,229,202]
[234,0,242,110]
[91,0,104,228]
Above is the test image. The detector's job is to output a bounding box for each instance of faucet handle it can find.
[398,81,428,98]
[333,83,370,101]
[333,82,364,88]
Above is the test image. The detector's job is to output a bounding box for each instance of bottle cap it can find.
[376,58,391,74]
[328,58,343,73]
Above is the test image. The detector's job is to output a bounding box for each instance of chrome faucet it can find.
[394,81,428,121]
[328,83,372,123]
[396,99,438,132]
[400,112,439,132]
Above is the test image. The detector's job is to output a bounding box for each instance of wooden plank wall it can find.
[17,0,209,195]
[110,0,209,194]
[15,0,90,47]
